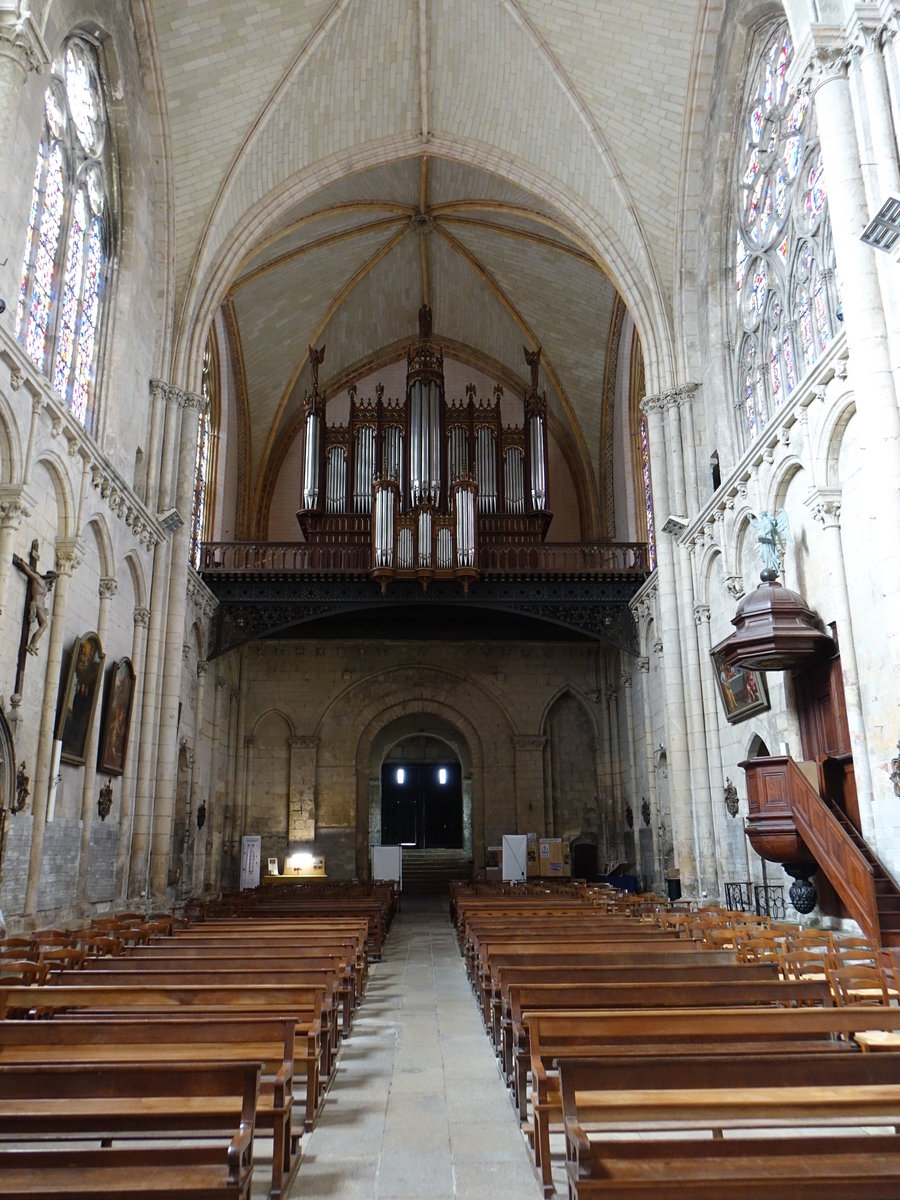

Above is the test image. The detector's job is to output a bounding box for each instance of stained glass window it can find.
[15,38,112,429]
[190,336,220,570]
[732,24,840,445]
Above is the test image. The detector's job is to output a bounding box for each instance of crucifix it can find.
[12,540,57,696]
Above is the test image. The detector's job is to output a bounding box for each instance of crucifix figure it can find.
[13,540,57,657]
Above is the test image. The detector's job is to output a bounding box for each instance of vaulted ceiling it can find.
[145,0,705,523]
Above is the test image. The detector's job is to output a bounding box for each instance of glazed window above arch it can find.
[732,22,840,447]
[191,332,220,570]
[15,36,114,430]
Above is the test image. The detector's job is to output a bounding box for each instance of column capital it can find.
[639,393,667,417]
[288,735,319,750]
[652,638,664,657]
[800,37,853,92]
[98,577,118,601]
[215,674,228,690]
[243,735,255,749]
[182,391,209,418]
[0,494,30,530]
[54,537,82,576]
[620,672,633,690]
[805,486,842,528]
[693,603,711,625]
[196,660,210,678]
[513,734,546,753]
[150,378,187,409]
[635,656,650,673]
[724,574,745,600]
[668,382,700,407]
[133,606,150,628]
[0,11,50,74]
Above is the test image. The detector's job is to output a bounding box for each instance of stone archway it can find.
[370,718,473,859]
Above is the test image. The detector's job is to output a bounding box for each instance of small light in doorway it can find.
[396,767,405,784]
[438,767,447,785]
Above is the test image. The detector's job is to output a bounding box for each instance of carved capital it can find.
[0,497,30,530]
[0,12,50,74]
[652,638,664,657]
[215,675,228,690]
[621,672,633,690]
[133,606,150,628]
[182,643,192,663]
[196,660,210,678]
[802,42,852,92]
[54,538,82,576]
[693,603,711,625]
[639,393,666,417]
[288,735,319,751]
[635,656,650,674]
[672,382,700,406]
[182,390,209,418]
[98,577,118,601]
[244,735,255,749]
[805,487,842,529]
[724,574,745,600]
[513,735,546,753]
[9,368,25,393]
[150,379,187,409]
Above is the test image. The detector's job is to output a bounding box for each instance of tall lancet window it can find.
[732,23,840,446]
[15,37,115,428]
[190,334,220,570]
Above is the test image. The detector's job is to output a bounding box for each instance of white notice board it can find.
[502,834,527,883]
[372,845,402,888]
[240,835,262,890]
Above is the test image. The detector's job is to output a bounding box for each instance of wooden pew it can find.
[527,1005,900,1195]
[0,1015,299,1199]
[0,982,325,1130]
[0,1060,260,1199]
[490,960,780,1051]
[560,1051,900,1199]
[504,976,831,1094]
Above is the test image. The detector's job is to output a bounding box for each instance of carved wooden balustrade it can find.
[199,540,649,579]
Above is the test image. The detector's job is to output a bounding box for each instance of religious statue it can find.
[749,509,791,574]
[308,344,326,392]
[12,544,57,656]
[524,345,541,393]
[418,303,432,340]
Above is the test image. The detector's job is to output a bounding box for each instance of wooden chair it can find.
[828,964,897,1006]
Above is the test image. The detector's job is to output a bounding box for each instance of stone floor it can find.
[273,894,545,1199]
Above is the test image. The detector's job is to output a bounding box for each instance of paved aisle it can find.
[287,895,540,1199]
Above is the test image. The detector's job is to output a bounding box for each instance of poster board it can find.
[240,835,262,890]
[372,844,402,888]
[502,833,527,883]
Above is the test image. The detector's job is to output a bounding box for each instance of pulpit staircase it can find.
[781,757,900,948]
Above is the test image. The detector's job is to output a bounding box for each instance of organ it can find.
[297,306,552,591]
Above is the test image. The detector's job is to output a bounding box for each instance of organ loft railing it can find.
[297,306,553,592]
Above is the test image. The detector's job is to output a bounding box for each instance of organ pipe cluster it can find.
[297,309,551,591]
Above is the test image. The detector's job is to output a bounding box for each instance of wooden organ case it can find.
[297,307,553,591]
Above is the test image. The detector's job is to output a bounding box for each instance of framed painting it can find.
[97,657,136,776]
[711,651,770,724]
[56,633,105,764]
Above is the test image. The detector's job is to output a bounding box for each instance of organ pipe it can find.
[418,508,433,569]
[354,426,375,513]
[302,409,321,509]
[373,480,395,568]
[504,447,525,514]
[326,447,346,513]
[529,413,547,511]
[476,427,497,513]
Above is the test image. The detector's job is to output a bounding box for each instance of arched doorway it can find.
[364,712,475,891]
[381,735,463,849]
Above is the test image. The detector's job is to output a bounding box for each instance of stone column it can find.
[676,384,701,514]
[189,660,210,892]
[238,735,254,868]
[639,393,696,892]
[805,42,900,628]
[0,490,31,617]
[151,389,207,896]
[605,683,624,856]
[144,379,169,512]
[75,575,117,907]
[222,687,240,890]
[207,673,228,893]
[116,605,149,900]
[0,12,48,192]
[693,600,726,898]
[634,657,660,891]
[804,487,877,843]
[287,735,318,844]
[513,735,546,832]
[24,539,79,915]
